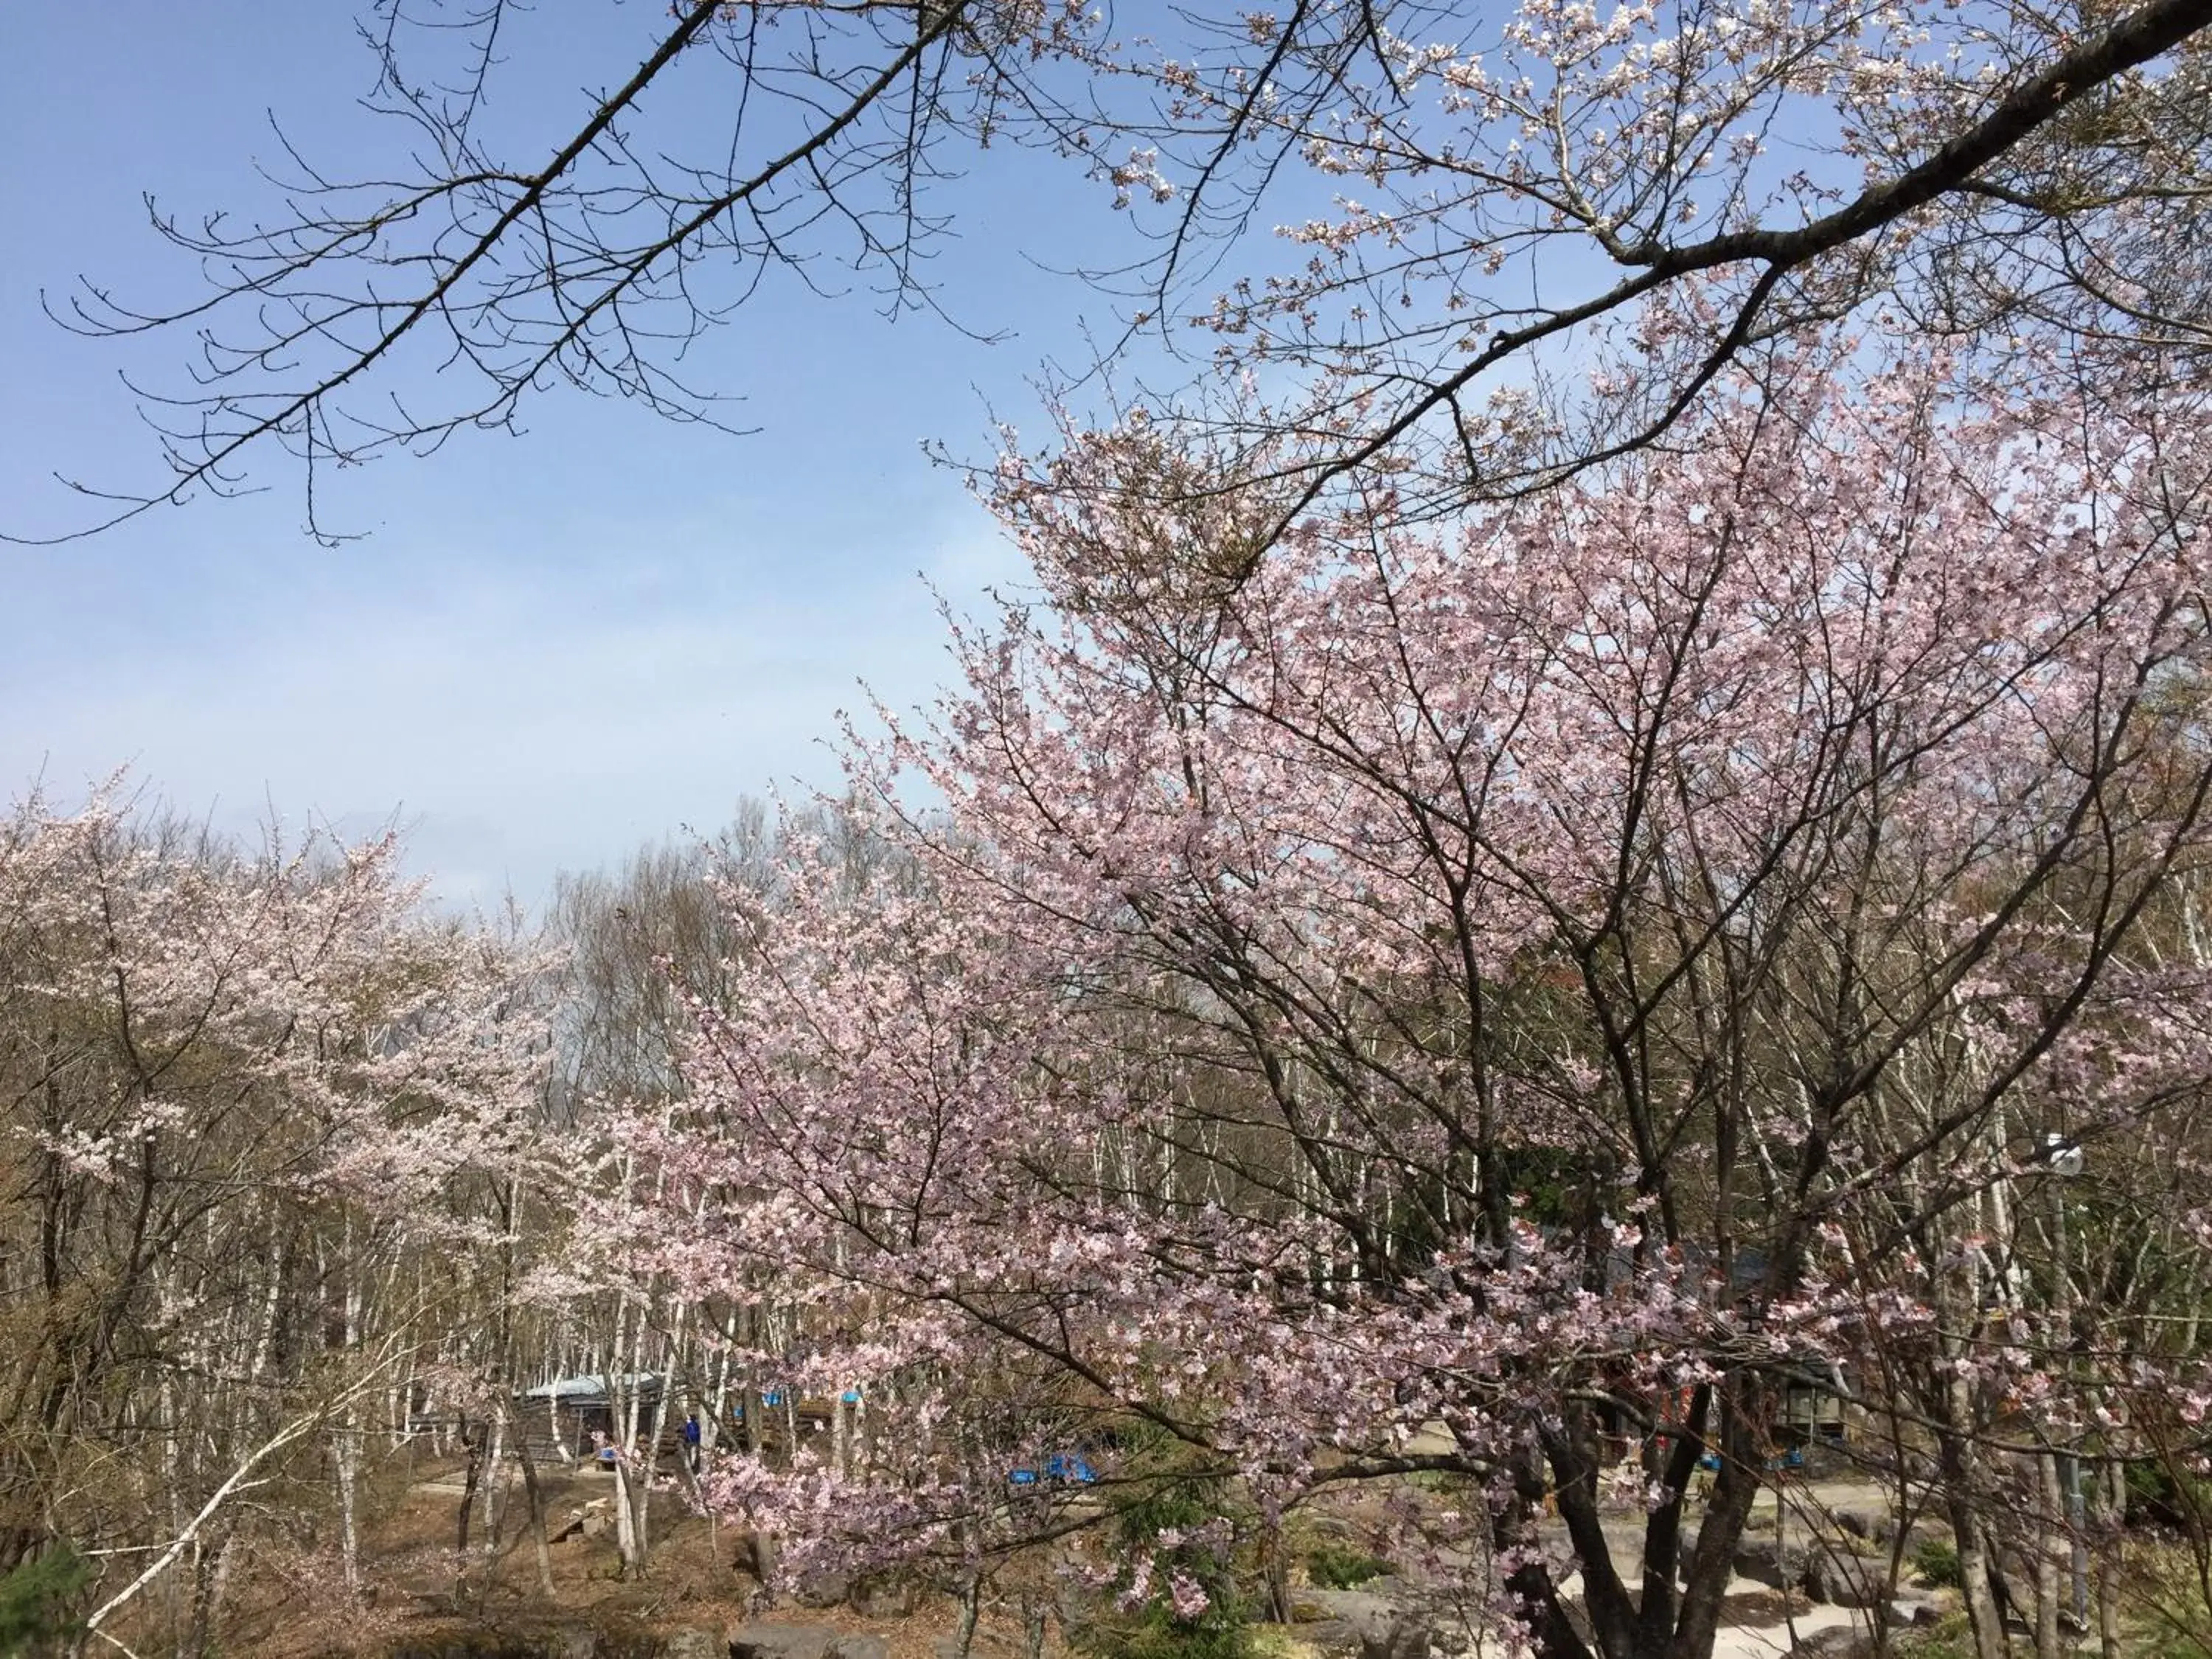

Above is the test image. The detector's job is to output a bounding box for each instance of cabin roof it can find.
[520,1371,664,1404]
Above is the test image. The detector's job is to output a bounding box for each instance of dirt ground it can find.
[184,1453,1941,1659]
[206,1459,988,1659]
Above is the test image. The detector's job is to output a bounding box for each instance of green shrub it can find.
[2129,1458,2212,1530]
[0,1543,92,1658]
[1079,1599,1250,1659]
[1911,1537,1962,1590]
[1306,1543,1389,1590]
[1071,1430,1250,1659]
[1893,1611,1978,1659]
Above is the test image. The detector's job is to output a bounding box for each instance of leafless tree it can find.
[21,0,2212,545]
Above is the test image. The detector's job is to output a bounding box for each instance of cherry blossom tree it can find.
[0,785,552,1652]
[526,801,907,1583]
[631,343,2212,1659]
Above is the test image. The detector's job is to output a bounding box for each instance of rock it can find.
[1793,1626,1874,1659]
[1801,1554,1881,1609]
[1888,1597,1941,1629]
[849,1576,917,1619]
[1298,1619,1366,1655]
[550,1513,587,1545]
[1834,1509,1894,1546]
[793,1572,850,1610]
[1361,1618,1433,1659]
[1304,1587,1408,1630]
[388,1630,624,1659]
[1732,1540,1806,1591]
[729,1625,832,1659]
[655,1628,724,1659]
[827,1640,888,1659]
[611,1630,672,1659]
[930,1640,1009,1659]
[1292,1582,1426,1658]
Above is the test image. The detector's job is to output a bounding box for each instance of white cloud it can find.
[0,501,1022,911]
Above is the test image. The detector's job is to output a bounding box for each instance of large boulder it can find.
[827,1639,888,1659]
[1888,1596,1941,1629]
[849,1576,917,1620]
[1834,1509,1896,1547]
[1732,1540,1807,1591]
[1297,1620,1367,1655]
[1298,1587,1431,1659]
[729,1625,832,1659]
[1794,1624,1875,1659]
[1802,1554,1883,1610]
[1360,1618,1432,1659]
[793,1573,851,1610]
[655,1628,724,1659]
[1304,1587,1410,1630]
[386,1627,633,1659]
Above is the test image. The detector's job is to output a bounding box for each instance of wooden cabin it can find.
[518,1371,667,1465]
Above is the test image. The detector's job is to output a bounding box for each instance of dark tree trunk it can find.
[454,1416,484,1566]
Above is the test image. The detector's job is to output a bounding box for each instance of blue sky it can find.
[0,2,1134,906]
